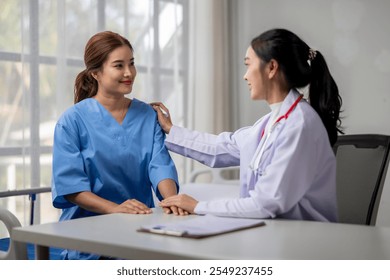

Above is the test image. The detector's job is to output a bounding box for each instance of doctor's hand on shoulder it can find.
[151,102,172,134]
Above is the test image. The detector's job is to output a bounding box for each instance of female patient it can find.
[52,31,182,260]
[152,28,342,222]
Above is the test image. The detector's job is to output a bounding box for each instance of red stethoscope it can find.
[260,94,303,138]
[250,94,303,172]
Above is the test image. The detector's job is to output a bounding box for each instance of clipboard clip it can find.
[149,226,187,237]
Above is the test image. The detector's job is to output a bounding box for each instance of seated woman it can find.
[52,31,183,260]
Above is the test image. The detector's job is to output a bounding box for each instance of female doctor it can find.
[152,28,343,222]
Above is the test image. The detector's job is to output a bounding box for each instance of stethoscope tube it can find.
[249,95,303,173]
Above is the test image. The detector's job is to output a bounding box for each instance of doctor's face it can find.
[94,45,137,97]
[243,46,266,100]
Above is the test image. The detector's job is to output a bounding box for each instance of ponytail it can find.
[74,69,98,104]
[309,51,343,146]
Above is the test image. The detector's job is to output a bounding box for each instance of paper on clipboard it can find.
[137,215,266,238]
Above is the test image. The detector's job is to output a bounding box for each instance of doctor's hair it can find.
[74,31,134,104]
[251,28,343,146]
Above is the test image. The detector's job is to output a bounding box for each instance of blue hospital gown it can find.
[51,98,178,259]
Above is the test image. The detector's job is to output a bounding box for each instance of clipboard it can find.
[137,215,266,239]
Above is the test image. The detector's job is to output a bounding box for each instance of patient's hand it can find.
[114,199,152,214]
[160,194,198,214]
[162,205,189,216]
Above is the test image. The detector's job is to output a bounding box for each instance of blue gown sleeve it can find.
[148,121,179,201]
[51,121,91,209]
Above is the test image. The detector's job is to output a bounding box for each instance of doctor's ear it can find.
[267,59,279,79]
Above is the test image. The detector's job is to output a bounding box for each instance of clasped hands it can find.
[117,194,198,216]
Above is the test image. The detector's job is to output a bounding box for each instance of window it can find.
[0,0,188,229]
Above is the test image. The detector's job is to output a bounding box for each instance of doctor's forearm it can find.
[195,197,272,218]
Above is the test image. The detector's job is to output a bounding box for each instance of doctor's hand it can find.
[159,194,198,214]
[150,102,173,134]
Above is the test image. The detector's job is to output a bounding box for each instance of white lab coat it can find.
[165,90,338,222]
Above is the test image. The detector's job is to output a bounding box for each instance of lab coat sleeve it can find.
[51,122,91,209]
[149,121,179,201]
[165,125,241,168]
[194,121,320,218]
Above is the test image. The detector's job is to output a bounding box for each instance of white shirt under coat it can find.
[165,89,338,222]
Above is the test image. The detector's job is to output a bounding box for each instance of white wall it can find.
[229,0,390,226]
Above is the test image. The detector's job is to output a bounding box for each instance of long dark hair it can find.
[251,28,343,146]
[74,31,133,104]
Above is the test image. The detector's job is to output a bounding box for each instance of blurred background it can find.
[1,0,389,234]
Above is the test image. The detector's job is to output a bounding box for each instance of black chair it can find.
[333,134,390,225]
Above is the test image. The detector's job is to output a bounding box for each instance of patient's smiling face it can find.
[94,45,137,98]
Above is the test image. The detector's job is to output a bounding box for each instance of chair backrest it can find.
[333,134,390,225]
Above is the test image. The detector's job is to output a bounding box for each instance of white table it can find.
[11,208,390,259]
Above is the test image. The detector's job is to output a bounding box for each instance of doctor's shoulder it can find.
[281,109,329,149]
[299,103,329,137]
[285,101,325,130]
